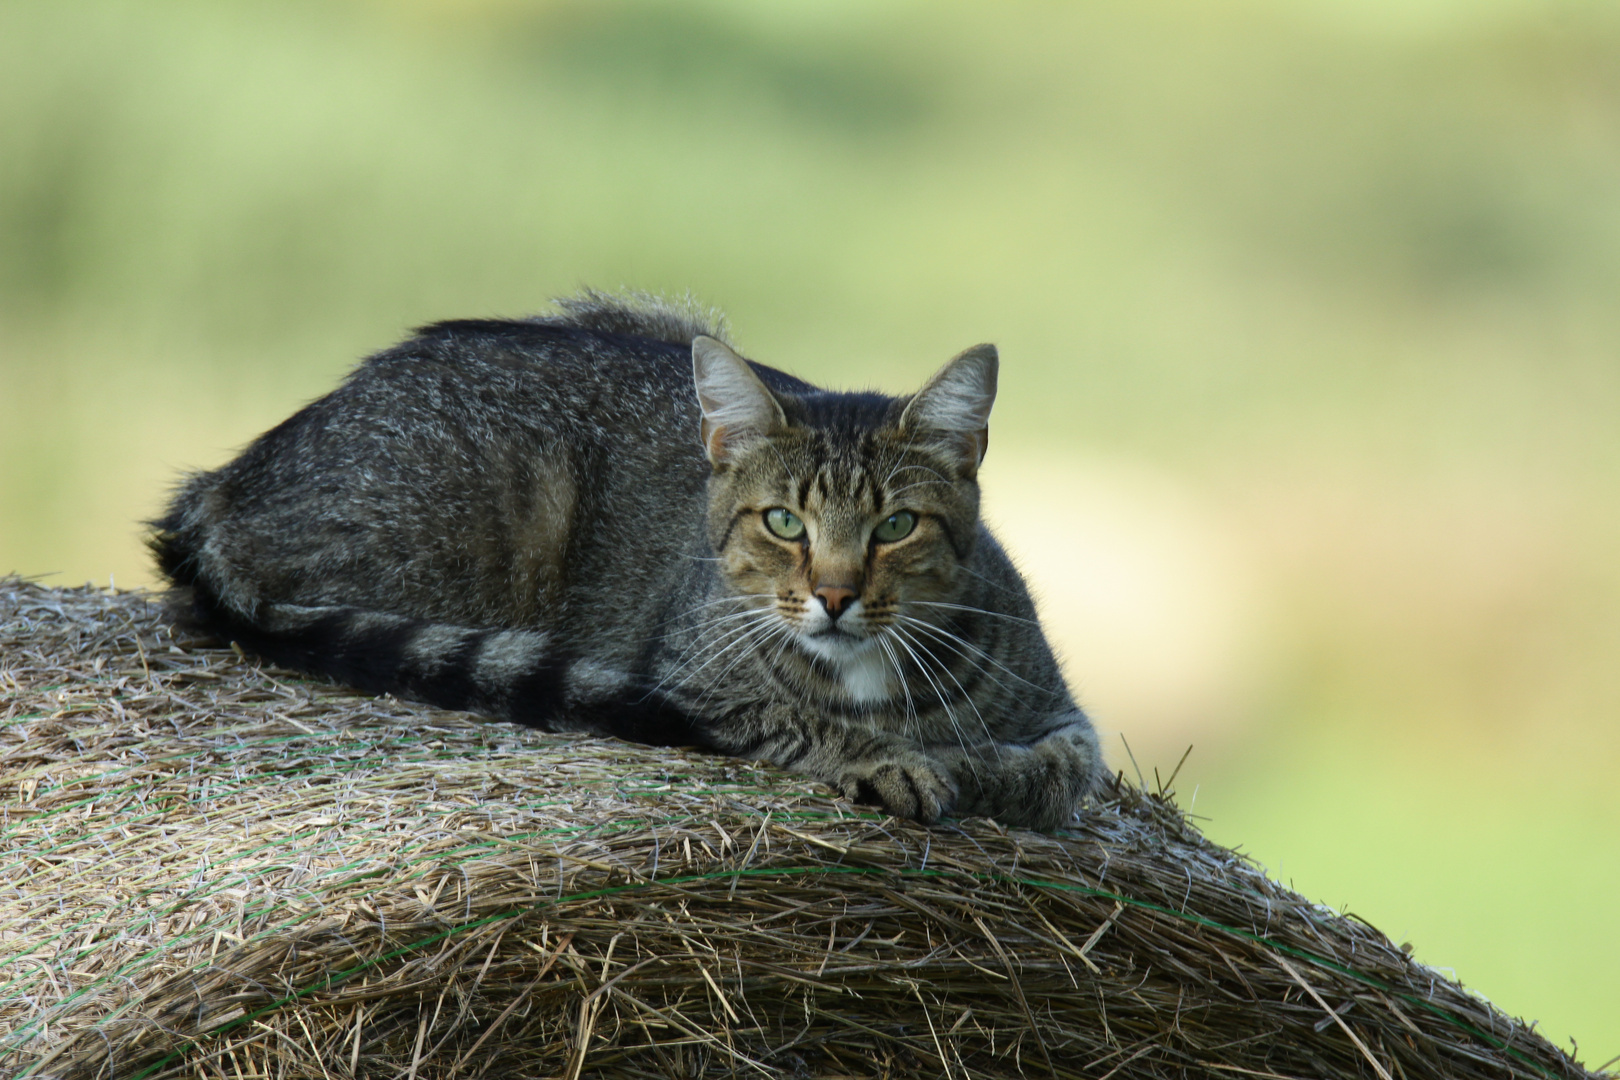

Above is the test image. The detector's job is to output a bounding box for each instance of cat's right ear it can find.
[692,336,787,468]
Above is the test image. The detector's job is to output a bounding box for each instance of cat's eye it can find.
[873,510,917,543]
[764,508,806,540]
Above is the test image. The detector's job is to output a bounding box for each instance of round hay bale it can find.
[0,578,1599,1080]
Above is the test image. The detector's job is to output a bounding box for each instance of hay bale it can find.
[0,577,1599,1080]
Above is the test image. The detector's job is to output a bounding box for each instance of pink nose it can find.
[814,585,857,616]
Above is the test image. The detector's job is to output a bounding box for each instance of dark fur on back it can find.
[543,287,731,346]
[151,291,1103,829]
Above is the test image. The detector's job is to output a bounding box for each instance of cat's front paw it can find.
[838,753,957,824]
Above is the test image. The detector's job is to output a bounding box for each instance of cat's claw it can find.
[839,754,957,824]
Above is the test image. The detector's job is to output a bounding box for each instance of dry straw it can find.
[0,578,1602,1080]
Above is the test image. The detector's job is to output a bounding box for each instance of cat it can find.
[150,291,1104,829]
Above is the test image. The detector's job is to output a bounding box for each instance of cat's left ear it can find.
[899,343,998,478]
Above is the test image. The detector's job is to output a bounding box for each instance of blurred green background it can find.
[2,0,1616,1064]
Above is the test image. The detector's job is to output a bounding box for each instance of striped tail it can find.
[176,587,702,748]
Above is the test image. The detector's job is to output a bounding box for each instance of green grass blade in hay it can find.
[0,577,1603,1080]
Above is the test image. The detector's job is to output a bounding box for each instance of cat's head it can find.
[692,336,997,691]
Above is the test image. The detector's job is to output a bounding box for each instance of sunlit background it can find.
[2,0,1616,1064]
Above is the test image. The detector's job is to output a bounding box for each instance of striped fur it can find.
[150,292,1103,829]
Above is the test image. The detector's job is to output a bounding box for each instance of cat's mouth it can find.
[799,623,877,655]
[807,623,880,648]
[792,596,880,654]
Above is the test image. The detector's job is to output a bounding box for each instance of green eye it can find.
[873,510,917,543]
[764,508,806,540]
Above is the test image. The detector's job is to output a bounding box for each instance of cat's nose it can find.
[813,584,858,618]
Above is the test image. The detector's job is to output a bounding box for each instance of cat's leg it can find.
[701,707,960,824]
[697,702,1101,829]
[936,712,1104,830]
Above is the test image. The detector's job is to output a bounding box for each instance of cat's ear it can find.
[899,343,998,478]
[692,336,788,468]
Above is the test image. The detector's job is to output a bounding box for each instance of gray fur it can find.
[151,291,1104,829]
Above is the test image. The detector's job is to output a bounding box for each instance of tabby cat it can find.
[151,293,1104,829]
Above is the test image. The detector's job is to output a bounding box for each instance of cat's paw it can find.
[953,724,1103,830]
[838,753,957,824]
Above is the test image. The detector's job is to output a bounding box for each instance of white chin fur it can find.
[795,604,894,705]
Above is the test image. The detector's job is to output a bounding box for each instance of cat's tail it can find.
[162,575,701,749]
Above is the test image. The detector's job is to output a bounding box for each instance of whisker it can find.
[686,593,755,611]
[875,635,918,742]
[649,607,779,667]
[943,561,1021,595]
[909,600,1041,627]
[896,613,1049,694]
[764,624,799,674]
[885,479,953,500]
[881,634,933,751]
[686,619,787,700]
[886,625,983,768]
[881,459,952,488]
[894,624,996,748]
[683,594,760,616]
[763,443,801,497]
[682,605,778,635]
[646,610,777,696]
[649,593,756,631]
[691,622,791,712]
[873,634,905,698]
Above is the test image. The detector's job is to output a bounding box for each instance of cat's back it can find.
[348,314,701,443]
[155,294,772,627]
